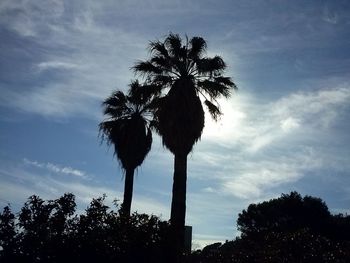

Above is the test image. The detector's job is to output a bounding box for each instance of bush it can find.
[0,194,169,263]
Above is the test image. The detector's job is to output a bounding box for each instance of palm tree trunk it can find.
[170,153,187,262]
[122,168,134,216]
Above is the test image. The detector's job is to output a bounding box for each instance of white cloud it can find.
[23,158,88,179]
[202,187,215,193]
[191,86,350,200]
[0,1,148,119]
[192,234,231,250]
[37,61,81,71]
[272,86,350,121]
[246,134,275,153]
[322,6,338,25]
[0,0,64,37]
[1,161,169,217]
[209,85,350,153]
[202,94,248,143]
[223,167,301,200]
[215,146,323,200]
[280,117,300,132]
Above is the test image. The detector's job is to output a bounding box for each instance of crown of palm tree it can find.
[134,33,237,154]
[99,80,153,170]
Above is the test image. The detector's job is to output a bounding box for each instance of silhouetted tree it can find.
[0,205,17,261]
[331,213,350,241]
[187,192,350,263]
[134,33,236,260]
[237,192,332,237]
[99,80,153,216]
[212,229,350,263]
[2,192,350,262]
[0,194,169,263]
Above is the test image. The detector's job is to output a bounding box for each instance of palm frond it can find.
[127,80,144,106]
[204,100,222,121]
[98,119,121,146]
[214,76,237,89]
[150,56,171,71]
[133,61,162,76]
[129,81,164,112]
[197,56,226,74]
[149,76,172,89]
[149,40,169,58]
[189,37,207,59]
[165,33,182,58]
[102,91,131,118]
[103,91,127,107]
[103,107,130,119]
[128,80,141,96]
[197,79,232,98]
[143,83,164,97]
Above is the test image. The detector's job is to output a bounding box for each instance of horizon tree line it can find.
[1,191,349,262]
[99,33,236,261]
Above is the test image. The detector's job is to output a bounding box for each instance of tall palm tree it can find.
[134,33,237,258]
[99,80,153,216]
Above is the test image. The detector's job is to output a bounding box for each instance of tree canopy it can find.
[134,33,237,155]
[0,194,169,263]
[237,191,332,237]
[190,192,350,263]
[2,192,350,262]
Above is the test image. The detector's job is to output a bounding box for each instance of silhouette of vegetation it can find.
[134,33,237,261]
[0,194,169,263]
[99,80,153,216]
[238,191,332,238]
[1,192,349,262]
[188,192,350,262]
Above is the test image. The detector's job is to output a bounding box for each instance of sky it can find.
[1,0,350,249]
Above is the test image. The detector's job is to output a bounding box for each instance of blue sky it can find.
[1,0,350,248]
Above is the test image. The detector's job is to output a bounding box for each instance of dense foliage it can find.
[0,194,169,263]
[2,192,349,262]
[189,192,350,263]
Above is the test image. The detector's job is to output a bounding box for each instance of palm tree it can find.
[134,33,237,258]
[99,80,153,216]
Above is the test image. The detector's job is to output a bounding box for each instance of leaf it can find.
[204,100,222,121]
[189,36,207,59]
[149,40,169,58]
[165,33,182,57]
[133,61,162,76]
[197,56,226,74]
[198,80,232,98]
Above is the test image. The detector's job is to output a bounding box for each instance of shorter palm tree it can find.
[99,80,153,216]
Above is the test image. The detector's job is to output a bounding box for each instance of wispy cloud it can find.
[0,0,148,119]
[37,61,81,72]
[192,234,232,250]
[0,0,64,37]
[272,85,350,126]
[192,84,350,200]
[1,160,169,216]
[220,148,322,199]
[280,117,300,133]
[1,0,350,250]
[205,85,350,151]
[247,85,350,152]
[322,5,338,24]
[23,158,88,179]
